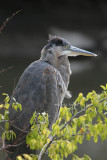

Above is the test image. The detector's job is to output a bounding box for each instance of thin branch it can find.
[60,97,107,131]
[0,140,25,151]
[38,143,49,160]
[0,66,14,74]
[38,97,107,160]
[0,10,22,34]
[0,120,9,123]
[10,123,29,133]
[0,125,5,131]
[0,120,29,133]
[54,131,90,141]
[38,135,56,160]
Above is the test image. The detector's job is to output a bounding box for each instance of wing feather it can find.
[9,60,66,129]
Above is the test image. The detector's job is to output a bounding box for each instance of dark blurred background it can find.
[0,0,107,159]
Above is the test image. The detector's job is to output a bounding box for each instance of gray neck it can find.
[56,56,71,89]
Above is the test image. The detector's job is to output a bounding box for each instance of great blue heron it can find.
[7,35,97,159]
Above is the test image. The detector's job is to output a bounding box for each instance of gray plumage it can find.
[7,35,96,159]
[9,59,71,129]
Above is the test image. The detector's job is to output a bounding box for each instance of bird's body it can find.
[7,35,97,159]
[9,59,71,130]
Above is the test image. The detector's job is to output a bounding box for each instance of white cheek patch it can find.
[53,46,62,52]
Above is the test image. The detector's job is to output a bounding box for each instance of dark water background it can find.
[0,1,107,159]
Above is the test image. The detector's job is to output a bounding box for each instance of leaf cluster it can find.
[26,111,50,152]
[0,84,107,160]
[0,94,22,142]
[23,84,107,160]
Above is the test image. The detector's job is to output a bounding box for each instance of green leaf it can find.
[97,115,101,122]
[84,154,92,160]
[67,142,72,153]
[2,93,10,103]
[2,132,5,140]
[9,130,16,141]
[2,93,8,96]
[98,103,103,114]
[0,104,4,109]
[86,133,91,141]
[104,101,107,110]
[4,103,10,109]
[30,111,37,125]
[16,156,23,160]
[100,85,106,90]
[86,92,93,101]
[78,93,83,102]
[4,110,9,120]
[5,122,9,130]
[12,102,22,111]
[61,142,65,150]
[93,134,98,143]
[23,154,32,160]
[17,103,22,111]
[106,83,107,90]
[73,154,80,160]
[77,135,84,144]
[104,117,107,123]
[80,97,86,107]
[0,114,4,121]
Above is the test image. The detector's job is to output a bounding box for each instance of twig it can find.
[0,119,29,135]
[38,97,107,160]
[60,97,107,131]
[0,66,14,74]
[0,125,5,131]
[0,120,29,133]
[54,131,90,141]
[38,143,49,160]
[0,10,22,34]
[10,122,29,133]
[38,135,56,160]
[0,140,25,151]
[0,120,9,123]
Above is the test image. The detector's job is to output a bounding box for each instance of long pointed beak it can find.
[63,46,97,57]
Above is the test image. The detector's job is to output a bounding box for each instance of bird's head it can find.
[40,35,97,67]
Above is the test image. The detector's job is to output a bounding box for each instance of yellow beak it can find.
[63,46,97,57]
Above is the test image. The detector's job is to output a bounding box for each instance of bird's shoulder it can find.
[15,60,61,91]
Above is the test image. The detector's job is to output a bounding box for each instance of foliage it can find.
[0,93,22,142]
[0,84,107,160]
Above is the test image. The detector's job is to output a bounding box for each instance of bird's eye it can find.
[65,45,70,50]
